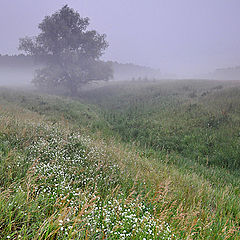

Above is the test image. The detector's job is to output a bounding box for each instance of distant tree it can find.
[19,5,112,95]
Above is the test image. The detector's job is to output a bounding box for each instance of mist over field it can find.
[1,1,240,239]
[0,56,34,87]
[1,0,240,81]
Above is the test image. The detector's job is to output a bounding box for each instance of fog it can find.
[0,0,240,81]
[0,68,34,87]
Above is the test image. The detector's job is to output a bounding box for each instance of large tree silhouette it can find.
[19,5,112,95]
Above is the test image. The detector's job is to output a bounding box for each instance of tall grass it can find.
[0,100,174,239]
[1,80,240,239]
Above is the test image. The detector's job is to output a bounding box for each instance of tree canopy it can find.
[19,5,112,95]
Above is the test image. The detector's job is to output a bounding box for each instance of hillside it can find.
[1,79,240,239]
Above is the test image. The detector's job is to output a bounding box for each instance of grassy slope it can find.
[0,80,240,239]
[80,80,240,172]
[0,89,173,239]
[79,79,240,237]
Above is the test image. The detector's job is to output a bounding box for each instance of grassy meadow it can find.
[0,79,240,239]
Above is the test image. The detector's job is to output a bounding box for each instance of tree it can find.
[19,5,112,95]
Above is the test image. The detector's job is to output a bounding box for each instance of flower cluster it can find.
[15,121,174,239]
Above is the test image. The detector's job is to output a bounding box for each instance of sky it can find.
[1,0,240,76]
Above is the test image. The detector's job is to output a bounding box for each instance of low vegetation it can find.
[1,79,240,239]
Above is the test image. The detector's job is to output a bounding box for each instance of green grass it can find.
[0,79,240,239]
[80,80,240,171]
[0,90,173,239]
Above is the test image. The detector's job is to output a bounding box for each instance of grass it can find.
[0,79,240,239]
[80,80,240,172]
[0,92,173,239]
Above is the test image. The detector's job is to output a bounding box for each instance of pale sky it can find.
[1,0,240,76]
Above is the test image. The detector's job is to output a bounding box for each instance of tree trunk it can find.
[70,84,78,96]
[68,77,78,96]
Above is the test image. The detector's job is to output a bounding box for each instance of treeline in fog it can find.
[0,54,163,87]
